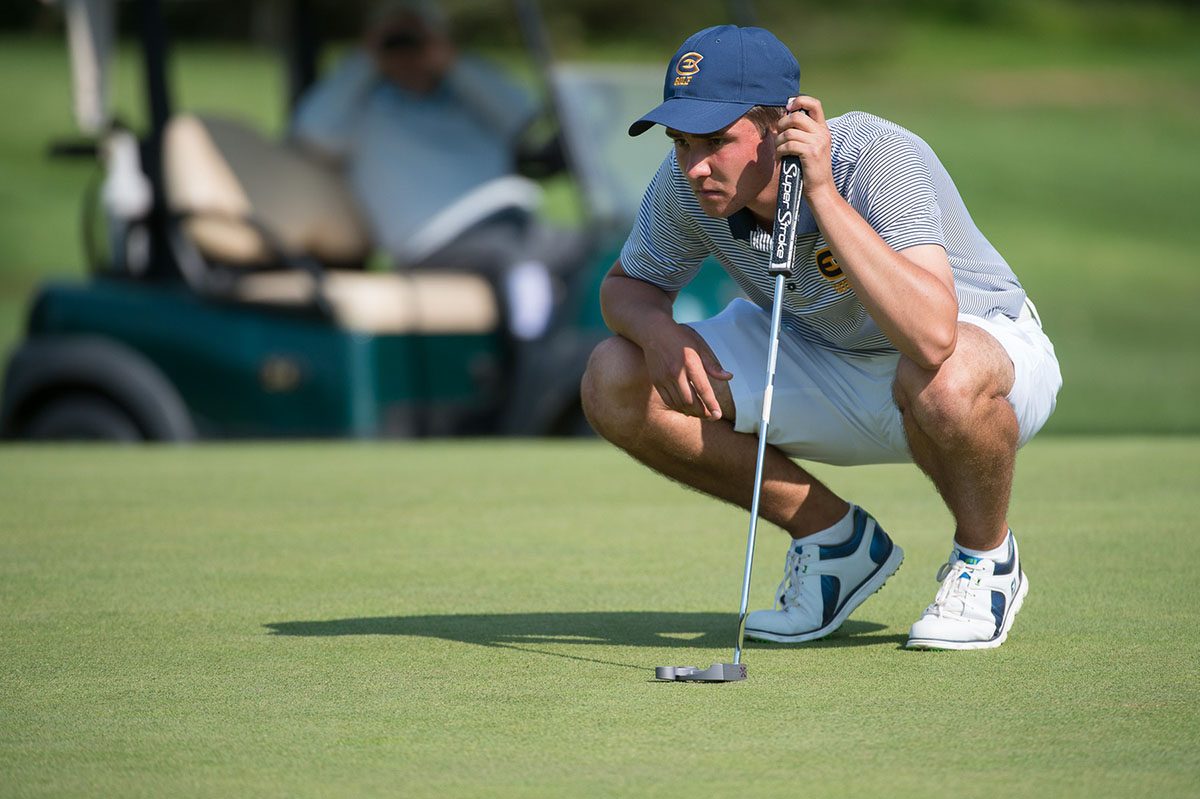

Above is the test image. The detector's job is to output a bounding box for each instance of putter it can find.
[657,155,803,683]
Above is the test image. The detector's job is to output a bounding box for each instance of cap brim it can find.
[628,97,755,137]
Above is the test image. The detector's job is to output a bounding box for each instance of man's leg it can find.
[894,321,1031,650]
[892,322,1018,551]
[582,334,905,643]
[580,335,848,538]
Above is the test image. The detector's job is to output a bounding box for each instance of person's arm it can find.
[449,56,538,144]
[290,50,377,160]
[775,97,959,369]
[600,262,731,420]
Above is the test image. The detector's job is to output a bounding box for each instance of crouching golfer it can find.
[581,26,1062,650]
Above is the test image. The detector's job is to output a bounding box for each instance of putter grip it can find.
[767,155,803,276]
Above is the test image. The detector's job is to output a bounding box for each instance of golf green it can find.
[2,438,1197,797]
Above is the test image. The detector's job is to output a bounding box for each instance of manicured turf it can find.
[2,438,1197,797]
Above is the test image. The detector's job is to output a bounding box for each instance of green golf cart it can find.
[1,0,741,441]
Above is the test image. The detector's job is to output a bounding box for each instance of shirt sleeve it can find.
[290,50,377,159]
[847,133,945,252]
[618,154,709,292]
[450,57,538,143]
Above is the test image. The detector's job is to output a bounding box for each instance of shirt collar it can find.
[726,208,759,242]
[725,202,818,247]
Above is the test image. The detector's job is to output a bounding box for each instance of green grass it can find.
[2,438,1198,797]
[1,18,1198,432]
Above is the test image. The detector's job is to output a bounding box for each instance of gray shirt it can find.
[291,51,536,260]
[620,111,1027,355]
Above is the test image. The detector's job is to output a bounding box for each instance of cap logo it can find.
[673,52,703,86]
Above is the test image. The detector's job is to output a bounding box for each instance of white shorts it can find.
[688,298,1062,467]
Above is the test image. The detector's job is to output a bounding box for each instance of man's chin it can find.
[695,196,735,218]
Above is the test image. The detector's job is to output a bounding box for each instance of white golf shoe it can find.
[744,506,904,643]
[906,533,1029,651]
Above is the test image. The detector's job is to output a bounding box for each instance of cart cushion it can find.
[232,270,499,335]
[164,114,371,265]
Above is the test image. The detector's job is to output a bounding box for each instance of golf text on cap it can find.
[674,52,703,86]
[628,26,800,137]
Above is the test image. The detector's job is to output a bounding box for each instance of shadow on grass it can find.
[264,612,902,659]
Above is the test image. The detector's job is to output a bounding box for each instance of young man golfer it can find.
[581,25,1062,650]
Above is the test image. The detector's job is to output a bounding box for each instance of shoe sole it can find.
[905,571,1030,651]
[744,544,905,644]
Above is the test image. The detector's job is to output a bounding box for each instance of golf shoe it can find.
[744,506,903,643]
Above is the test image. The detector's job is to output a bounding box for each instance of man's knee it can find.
[580,336,648,439]
[894,356,976,438]
[893,325,1015,443]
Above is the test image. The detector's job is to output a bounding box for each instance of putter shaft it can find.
[732,157,802,666]
[733,272,788,664]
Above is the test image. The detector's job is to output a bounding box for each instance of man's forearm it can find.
[807,186,959,368]
[598,265,731,420]
[290,51,376,157]
[599,271,678,346]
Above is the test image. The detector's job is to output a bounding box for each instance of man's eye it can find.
[707,138,726,147]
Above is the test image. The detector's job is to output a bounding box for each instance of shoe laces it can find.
[929,555,987,617]
[774,546,814,610]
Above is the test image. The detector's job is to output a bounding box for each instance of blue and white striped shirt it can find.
[619,111,1026,354]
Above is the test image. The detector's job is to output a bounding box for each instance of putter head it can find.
[654,663,746,682]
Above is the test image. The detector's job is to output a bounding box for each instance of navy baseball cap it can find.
[629,25,800,137]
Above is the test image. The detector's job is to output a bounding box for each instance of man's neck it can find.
[744,159,783,229]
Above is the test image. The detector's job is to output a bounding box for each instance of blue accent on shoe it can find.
[819,507,868,560]
[868,526,892,565]
[961,555,982,565]
[991,590,1006,634]
[821,575,840,626]
[992,534,1018,576]
[830,544,899,621]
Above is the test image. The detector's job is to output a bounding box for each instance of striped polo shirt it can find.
[619,111,1026,355]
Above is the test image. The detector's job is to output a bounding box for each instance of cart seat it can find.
[233,270,498,335]
[162,114,498,335]
[164,113,370,265]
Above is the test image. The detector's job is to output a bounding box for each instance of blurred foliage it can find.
[1,3,1198,433]
[6,0,1200,51]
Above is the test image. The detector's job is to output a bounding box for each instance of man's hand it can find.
[598,262,733,420]
[642,323,732,420]
[770,98,960,369]
[774,96,834,200]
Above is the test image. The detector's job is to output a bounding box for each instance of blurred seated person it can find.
[291,1,569,340]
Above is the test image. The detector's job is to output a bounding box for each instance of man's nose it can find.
[683,151,711,180]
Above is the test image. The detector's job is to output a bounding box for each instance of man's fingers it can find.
[676,372,697,410]
[775,125,821,152]
[699,348,732,382]
[665,378,708,419]
[691,334,733,384]
[690,377,722,420]
[648,334,731,419]
[787,94,825,125]
[655,382,680,412]
[683,355,724,419]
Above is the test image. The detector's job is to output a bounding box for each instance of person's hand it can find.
[642,322,732,420]
[775,95,834,198]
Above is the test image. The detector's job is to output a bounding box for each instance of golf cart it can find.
[1,0,741,441]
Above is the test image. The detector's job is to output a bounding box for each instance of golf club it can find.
[657,155,803,683]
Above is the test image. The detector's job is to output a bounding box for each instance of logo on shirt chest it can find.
[814,247,852,294]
